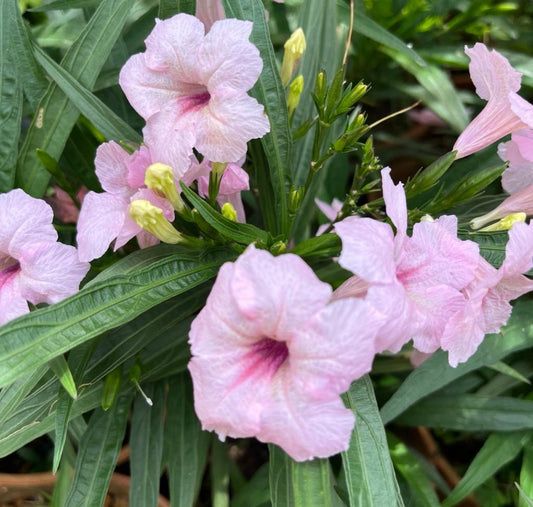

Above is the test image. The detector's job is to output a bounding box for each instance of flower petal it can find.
[95,141,135,195]
[381,167,407,241]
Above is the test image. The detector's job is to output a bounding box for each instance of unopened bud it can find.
[270,240,287,255]
[129,199,183,244]
[221,202,238,222]
[211,162,227,177]
[420,214,435,222]
[337,81,368,113]
[478,212,526,232]
[145,163,185,213]
[289,186,304,213]
[287,75,304,119]
[281,28,306,87]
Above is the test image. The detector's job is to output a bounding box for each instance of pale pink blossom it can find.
[119,14,270,168]
[0,189,89,325]
[441,222,533,366]
[470,183,533,230]
[183,157,249,222]
[453,43,533,159]
[499,129,533,194]
[77,141,174,262]
[315,198,342,235]
[46,186,88,224]
[335,168,480,354]
[188,245,381,461]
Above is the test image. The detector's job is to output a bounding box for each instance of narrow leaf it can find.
[222,0,291,236]
[16,0,135,196]
[49,355,77,399]
[0,247,235,387]
[341,376,404,507]
[211,437,230,507]
[64,392,132,507]
[443,431,531,507]
[166,373,210,507]
[129,381,166,507]
[33,44,141,143]
[520,442,533,507]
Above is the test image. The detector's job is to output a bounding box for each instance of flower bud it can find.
[287,75,304,119]
[221,202,238,222]
[280,28,306,87]
[478,212,527,232]
[145,163,185,213]
[129,199,184,244]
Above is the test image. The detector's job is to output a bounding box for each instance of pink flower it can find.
[188,245,381,461]
[499,129,533,194]
[315,198,342,236]
[334,168,480,354]
[0,189,89,325]
[453,43,533,159]
[183,156,249,223]
[470,183,533,230]
[441,222,533,366]
[77,141,174,262]
[46,186,88,224]
[119,14,270,168]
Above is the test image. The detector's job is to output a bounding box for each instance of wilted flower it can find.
[77,141,174,262]
[453,43,533,159]
[441,222,533,366]
[119,14,270,168]
[188,245,382,461]
[0,189,89,325]
[335,168,480,354]
[46,186,87,224]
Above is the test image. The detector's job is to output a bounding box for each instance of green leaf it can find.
[64,391,132,507]
[461,230,508,270]
[232,464,270,507]
[520,442,533,507]
[443,431,531,507]
[33,44,142,143]
[396,395,533,431]
[16,0,135,196]
[30,0,101,11]
[49,355,77,399]
[269,445,343,507]
[51,461,73,507]
[291,233,341,260]
[353,12,425,67]
[0,0,24,191]
[384,48,468,133]
[180,182,271,246]
[388,434,440,507]
[489,361,531,385]
[158,0,195,19]
[0,246,235,387]
[129,381,166,507]
[222,0,291,236]
[380,300,533,424]
[341,376,404,507]
[211,437,230,507]
[165,373,210,507]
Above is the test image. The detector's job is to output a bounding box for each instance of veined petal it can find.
[335,216,397,284]
[95,141,135,195]
[195,0,226,32]
[0,272,28,325]
[381,167,407,241]
[76,192,127,262]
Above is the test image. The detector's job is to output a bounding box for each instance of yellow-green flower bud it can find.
[129,199,184,244]
[145,163,185,213]
[478,212,527,232]
[221,202,238,222]
[287,75,304,119]
[280,28,306,87]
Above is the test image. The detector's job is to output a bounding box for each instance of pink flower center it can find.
[0,262,19,289]
[178,89,211,114]
[238,338,289,383]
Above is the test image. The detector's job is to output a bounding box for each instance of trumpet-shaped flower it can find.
[195,0,225,31]
[315,198,342,236]
[499,129,533,194]
[77,141,174,262]
[119,14,270,168]
[453,43,533,159]
[441,222,533,366]
[188,245,382,461]
[335,168,480,354]
[0,189,89,325]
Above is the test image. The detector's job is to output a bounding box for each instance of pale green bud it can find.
[144,163,185,213]
[287,75,304,119]
[129,199,184,244]
[221,202,238,222]
[280,28,306,87]
[478,212,527,232]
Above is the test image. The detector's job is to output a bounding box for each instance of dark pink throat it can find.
[238,337,289,384]
[178,91,211,114]
[0,263,19,289]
